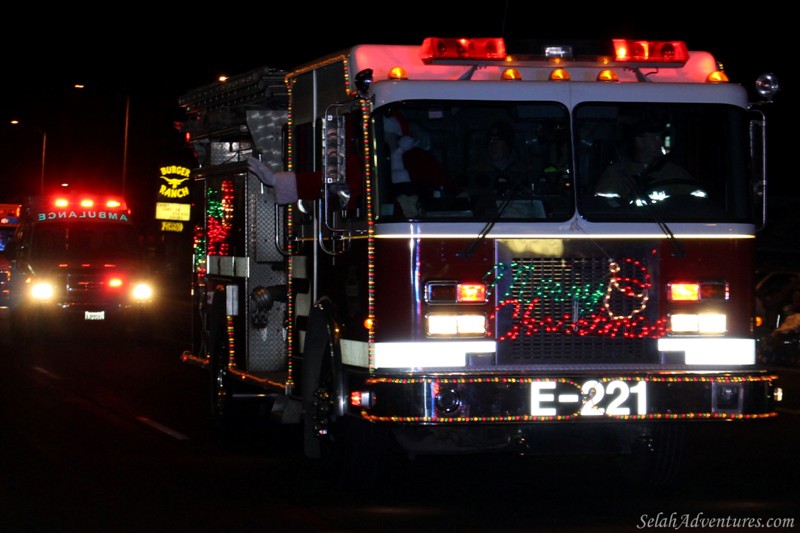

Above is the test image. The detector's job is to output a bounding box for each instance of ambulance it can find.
[2,193,155,341]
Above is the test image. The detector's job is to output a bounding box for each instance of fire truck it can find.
[2,193,155,342]
[178,37,782,485]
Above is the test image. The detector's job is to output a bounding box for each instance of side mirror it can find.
[755,73,780,103]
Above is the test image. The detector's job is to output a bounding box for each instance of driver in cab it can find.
[594,118,706,207]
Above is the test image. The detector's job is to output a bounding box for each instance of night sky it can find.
[0,5,789,242]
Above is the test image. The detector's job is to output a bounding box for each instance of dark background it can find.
[0,5,791,262]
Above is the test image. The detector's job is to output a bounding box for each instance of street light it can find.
[10,120,47,193]
[74,84,130,195]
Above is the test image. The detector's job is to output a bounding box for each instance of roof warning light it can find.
[612,39,689,64]
[420,37,507,64]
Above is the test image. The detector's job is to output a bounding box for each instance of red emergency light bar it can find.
[420,37,507,64]
[50,195,127,211]
[612,39,689,64]
[419,37,690,69]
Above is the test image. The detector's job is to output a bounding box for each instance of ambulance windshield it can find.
[31,221,144,262]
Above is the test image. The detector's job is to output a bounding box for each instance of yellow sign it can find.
[158,165,191,200]
[156,202,191,221]
[160,221,185,232]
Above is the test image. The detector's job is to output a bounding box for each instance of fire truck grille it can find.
[495,257,656,365]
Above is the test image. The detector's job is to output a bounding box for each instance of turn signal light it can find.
[668,281,728,302]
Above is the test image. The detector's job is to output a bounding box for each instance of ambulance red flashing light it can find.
[51,195,127,211]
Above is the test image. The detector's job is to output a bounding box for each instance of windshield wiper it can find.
[627,164,685,258]
[459,179,531,258]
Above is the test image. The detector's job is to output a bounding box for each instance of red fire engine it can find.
[178,37,782,485]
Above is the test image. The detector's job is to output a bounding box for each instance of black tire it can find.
[208,289,237,432]
[334,416,390,490]
[621,423,687,488]
[301,304,337,460]
[210,354,236,430]
[301,301,391,489]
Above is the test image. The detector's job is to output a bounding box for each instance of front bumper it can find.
[357,369,779,423]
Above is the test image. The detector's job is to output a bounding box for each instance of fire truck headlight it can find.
[30,281,54,301]
[131,282,153,302]
[426,313,486,337]
[670,313,726,334]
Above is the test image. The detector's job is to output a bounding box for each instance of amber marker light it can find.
[389,67,408,80]
[597,69,619,82]
[669,283,700,302]
[457,283,487,303]
[707,71,729,83]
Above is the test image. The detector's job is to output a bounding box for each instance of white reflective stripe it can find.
[295,292,311,318]
[373,341,496,369]
[371,220,755,239]
[340,339,369,367]
[225,285,238,316]
[235,258,248,277]
[658,337,755,365]
[291,255,308,279]
[206,255,249,277]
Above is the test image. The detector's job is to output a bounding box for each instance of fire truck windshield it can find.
[373,101,754,223]
[30,221,144,263]
[375,102,573,221]
[576,102,753,222]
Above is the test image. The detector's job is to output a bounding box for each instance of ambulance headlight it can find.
[131,282,153,302]
[30,281,55,301]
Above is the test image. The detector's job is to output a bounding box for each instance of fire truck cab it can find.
[179,37,781,485]
[1,193,155,342]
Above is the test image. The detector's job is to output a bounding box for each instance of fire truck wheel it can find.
[622,423,687,487]
[208,290,238,432]
[210,355,237,431]
[302,303,343,461]
[333,416,391,490]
